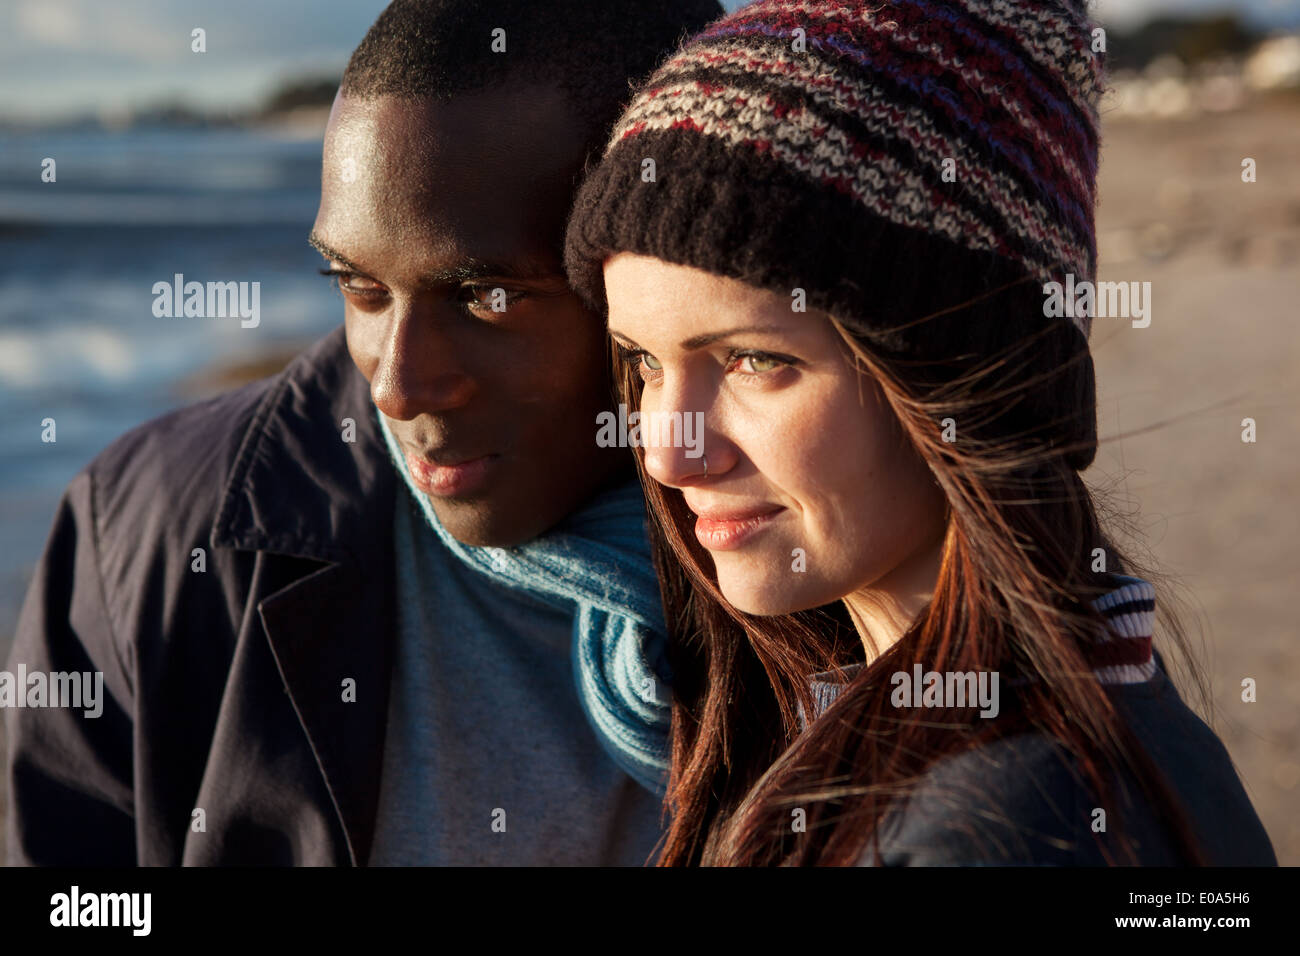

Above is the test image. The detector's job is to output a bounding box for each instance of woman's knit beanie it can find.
[565,0,1108,469]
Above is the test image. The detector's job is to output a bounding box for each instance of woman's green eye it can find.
[741,355,780,373]
[642,353,663,371]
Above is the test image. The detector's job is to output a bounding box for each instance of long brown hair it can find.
[616,237,1211,866]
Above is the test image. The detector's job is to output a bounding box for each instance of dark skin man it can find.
[3,0,723,867]
[311,84,629,548]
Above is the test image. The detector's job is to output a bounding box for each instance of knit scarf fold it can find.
[375,407,673,796]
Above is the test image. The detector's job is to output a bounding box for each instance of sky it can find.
[1,0,1296,122]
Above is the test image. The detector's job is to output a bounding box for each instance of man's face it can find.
[312,86,622,547]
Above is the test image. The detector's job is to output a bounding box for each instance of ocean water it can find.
[0,126,343,642]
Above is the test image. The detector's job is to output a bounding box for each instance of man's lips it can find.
[691,505,786,551]
[405,450,498,498]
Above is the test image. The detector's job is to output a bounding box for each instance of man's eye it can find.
[320,268,385,298]
[458,285,525,313]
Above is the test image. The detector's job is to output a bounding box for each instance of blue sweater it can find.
[367,481,665,864]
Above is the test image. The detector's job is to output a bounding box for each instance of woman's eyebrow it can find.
[610,325,790,352]
[679,326,787,350]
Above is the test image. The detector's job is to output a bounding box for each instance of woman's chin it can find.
[716,574,833,618]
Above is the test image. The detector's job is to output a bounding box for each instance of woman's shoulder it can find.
[859,666,1277,866]
[1107,654,1277,865]
[859,729,1117,866]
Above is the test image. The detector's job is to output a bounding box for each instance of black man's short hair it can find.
[341,0,724,156]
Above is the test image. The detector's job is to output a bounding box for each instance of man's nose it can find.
[370,302,476,421]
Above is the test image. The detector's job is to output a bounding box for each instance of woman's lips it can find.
[693,507,785,551]
[406,452,497,498]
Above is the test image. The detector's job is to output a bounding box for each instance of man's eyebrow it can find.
[308,233,363,272]
[610,326,789,352]
[425,258,562,284]
[308,233,563,285]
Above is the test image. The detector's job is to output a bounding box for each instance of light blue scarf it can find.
[375,407,673,795]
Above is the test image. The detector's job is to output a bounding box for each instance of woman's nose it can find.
[640,406,727,487]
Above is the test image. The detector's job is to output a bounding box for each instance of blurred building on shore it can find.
[1107,24,1300,120]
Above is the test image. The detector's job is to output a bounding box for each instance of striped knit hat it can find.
[565,0,1105,343]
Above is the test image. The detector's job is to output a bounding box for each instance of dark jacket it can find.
[808,655,1278,866]
[6,327,404,865]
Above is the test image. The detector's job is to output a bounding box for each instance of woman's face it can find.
[604,253,948,620]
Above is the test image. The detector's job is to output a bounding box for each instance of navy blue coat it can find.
[6,327,400,864]
[806,658,1277,865]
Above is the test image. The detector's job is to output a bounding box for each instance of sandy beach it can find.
[1084,93,1300,864]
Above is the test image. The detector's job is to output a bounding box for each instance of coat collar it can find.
[211,325,394,565]
[211,325,396,865]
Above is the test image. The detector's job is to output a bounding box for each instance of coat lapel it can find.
[258,559,393,864]
[211,327,396,865]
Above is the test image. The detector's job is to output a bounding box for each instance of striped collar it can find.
[802,575,1159,727]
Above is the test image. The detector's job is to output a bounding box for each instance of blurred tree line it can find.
[261,78,341,115]
[254,13,1269,116]
[1108,14,1262,70]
